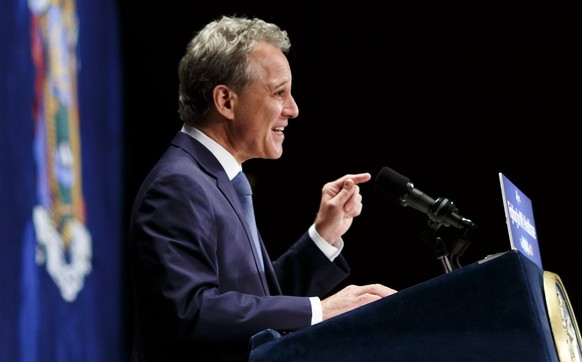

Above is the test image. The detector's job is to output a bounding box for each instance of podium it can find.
[249,250,559,361]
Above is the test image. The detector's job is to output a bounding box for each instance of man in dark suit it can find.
[128,15,396,361]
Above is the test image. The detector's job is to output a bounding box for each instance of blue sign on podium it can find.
[499,173,543,269]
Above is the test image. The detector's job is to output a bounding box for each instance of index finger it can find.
[362,283,398,298]
[340,173,372,185]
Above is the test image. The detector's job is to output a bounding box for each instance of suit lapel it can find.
[170,132,272,294]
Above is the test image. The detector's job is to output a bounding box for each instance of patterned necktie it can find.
[232,171,264,271]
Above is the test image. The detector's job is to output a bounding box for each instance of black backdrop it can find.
[119,1,581,353]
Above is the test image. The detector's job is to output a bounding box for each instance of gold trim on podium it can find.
[544,271,582,362]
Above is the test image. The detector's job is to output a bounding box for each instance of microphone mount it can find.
[374,166,478,273]
[425,197,460,230]
[420,197,477,272]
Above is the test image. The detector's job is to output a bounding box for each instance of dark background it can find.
[119,1,581,352]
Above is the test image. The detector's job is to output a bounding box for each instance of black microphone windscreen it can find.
[374,167,410,204]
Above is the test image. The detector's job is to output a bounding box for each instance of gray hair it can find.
[177,15,291,123]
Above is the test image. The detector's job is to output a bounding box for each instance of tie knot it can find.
[232,171,252,196]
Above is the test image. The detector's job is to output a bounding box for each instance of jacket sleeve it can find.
[272,231,351,297]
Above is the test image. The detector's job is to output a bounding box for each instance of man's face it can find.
[230,42,299,162]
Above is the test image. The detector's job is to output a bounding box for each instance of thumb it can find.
[335,178,355,203]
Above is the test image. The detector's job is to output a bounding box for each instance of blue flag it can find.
[0,0,123,361]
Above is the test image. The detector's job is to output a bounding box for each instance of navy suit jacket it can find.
[128,131,350,361]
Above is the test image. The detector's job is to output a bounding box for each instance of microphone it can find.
[374,166,474,230]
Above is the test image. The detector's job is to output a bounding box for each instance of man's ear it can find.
[213,85,236,120]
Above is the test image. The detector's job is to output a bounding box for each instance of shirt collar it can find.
[181,123,241,180]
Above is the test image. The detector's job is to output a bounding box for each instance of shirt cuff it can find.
[309,296,323,325]
[308,224,343,261]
